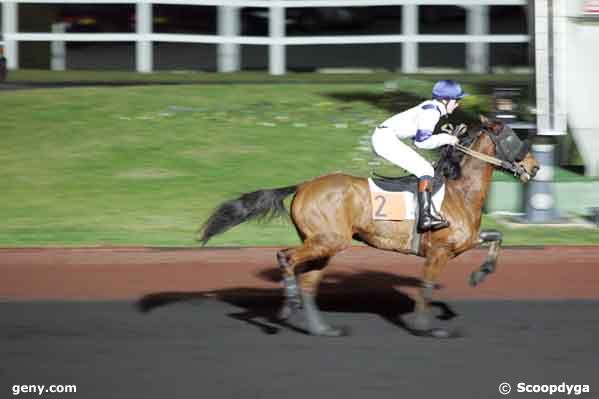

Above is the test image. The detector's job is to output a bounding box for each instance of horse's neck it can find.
[450,134,496,214]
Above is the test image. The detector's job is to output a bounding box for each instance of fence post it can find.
[51,22,69,71]
[269,5,285,75]
[217,6,240,72]
[136,2,152,73]
[2,1,18,69]
[467,5,489,73]
[401,4,418,73]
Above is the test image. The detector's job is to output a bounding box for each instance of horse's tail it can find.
[198,184,299,245]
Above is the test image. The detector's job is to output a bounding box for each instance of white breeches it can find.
[371,128,434,178]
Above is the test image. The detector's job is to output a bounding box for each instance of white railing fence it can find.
[0,0,529,74]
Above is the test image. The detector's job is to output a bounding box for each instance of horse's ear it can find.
[479,114,489,125]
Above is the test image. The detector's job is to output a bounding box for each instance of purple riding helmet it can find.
[432,80,468,100]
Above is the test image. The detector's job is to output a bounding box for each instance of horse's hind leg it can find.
[277,233,350,336]
[277,249,301,320]
[298,266,345,336]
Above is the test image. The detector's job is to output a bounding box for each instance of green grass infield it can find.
[2,71,597,246]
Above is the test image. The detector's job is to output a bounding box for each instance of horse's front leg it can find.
[405,247,453,337]
[470,230,503,286]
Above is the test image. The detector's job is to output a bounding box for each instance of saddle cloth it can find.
[368,178,446,221]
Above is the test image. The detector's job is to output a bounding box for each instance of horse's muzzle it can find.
[511,162,538,183]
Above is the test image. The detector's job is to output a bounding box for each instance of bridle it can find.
[454,124,531,179]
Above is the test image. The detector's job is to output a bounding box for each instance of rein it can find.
[455,143,524,176]
[453,127,519,173]
[454,143,509,169]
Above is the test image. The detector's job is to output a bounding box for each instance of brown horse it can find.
[199,116,540,338]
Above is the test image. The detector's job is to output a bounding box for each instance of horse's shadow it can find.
[136,268,458,336]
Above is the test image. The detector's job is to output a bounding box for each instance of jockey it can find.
[371,79,467,232]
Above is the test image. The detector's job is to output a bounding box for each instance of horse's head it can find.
[473,115,540,183]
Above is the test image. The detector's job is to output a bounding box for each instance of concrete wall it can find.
[565,0,599,176]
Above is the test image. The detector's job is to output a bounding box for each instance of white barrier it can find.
[565,0,599,176]
[1,0,529,74]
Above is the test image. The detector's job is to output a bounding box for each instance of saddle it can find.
[368,173,446,222]
[370,173,445,195]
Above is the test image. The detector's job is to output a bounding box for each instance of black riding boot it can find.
[417,178,449,232]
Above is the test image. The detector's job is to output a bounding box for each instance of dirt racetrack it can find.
[1,245,598,301]
[3,245,599,399]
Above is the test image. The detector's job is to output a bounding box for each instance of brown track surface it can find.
[1,245,597,301]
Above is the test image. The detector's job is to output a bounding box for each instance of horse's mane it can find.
[434,126,480,181]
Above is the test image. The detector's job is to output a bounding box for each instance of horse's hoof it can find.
[278,305,292,320]
[469,270,486,286]
[429,328,452,339]
[429,327,464,339]
[411,327,462,339]
[311,325,349,337]
[403,311,433,332]
[277,302,301,321]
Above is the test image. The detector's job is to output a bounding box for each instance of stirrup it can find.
[418,220,449,233]
[428,197,449,230]
[418,213,449,232]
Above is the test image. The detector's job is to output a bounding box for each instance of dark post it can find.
[0,44,7,82]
